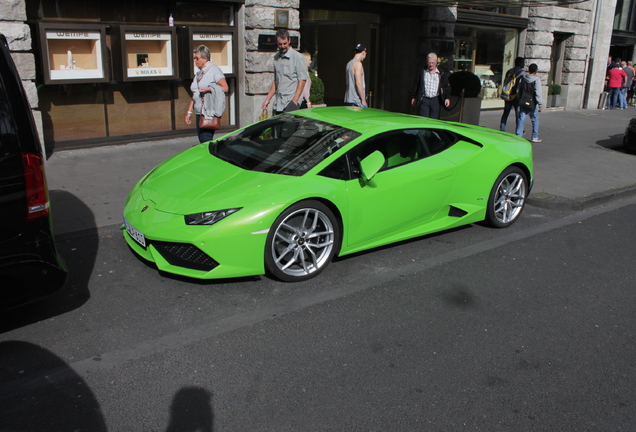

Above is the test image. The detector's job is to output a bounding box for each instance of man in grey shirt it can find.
[262,29,308,115]
[344,43,368,107]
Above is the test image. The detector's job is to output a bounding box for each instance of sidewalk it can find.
[45,108,636,236]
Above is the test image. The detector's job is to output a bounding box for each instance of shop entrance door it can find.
[301,17,382,108]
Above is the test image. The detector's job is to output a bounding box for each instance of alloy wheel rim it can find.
[272,208,335,277]
[493,173,526,224]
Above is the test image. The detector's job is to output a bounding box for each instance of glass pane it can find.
[100,1,170,24]
[37,0,99,20]
[174,3,234,25]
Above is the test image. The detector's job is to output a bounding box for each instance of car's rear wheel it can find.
[485,166,528,228]
[265,200,340,282]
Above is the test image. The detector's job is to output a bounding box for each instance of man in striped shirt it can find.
[411,53,451,119]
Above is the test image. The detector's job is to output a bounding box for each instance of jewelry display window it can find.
[38,23,108,84]
[192,32,233,74]
[179,26,236,78]
[112,26,178,81]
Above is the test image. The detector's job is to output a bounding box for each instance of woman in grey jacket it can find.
[186,45,229,143]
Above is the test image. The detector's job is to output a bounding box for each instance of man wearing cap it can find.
[262,29,308,115]
[344,43,368,107]
[410,52,451,119]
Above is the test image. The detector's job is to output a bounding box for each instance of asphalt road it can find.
[1,197,635,431]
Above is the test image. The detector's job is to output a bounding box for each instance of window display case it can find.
[38,23,108,84]
[179,26,236,78]
[454,38,474,72]
[112,26,178,81]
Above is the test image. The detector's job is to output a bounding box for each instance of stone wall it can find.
[0,0,44,151]
[524,1,610,110]
[243,0,300,122]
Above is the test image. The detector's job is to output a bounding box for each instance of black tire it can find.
[485,166,528,228]
[265,200,340,282]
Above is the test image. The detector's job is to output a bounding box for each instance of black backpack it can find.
[517,78,536,110]
[501,68,522,101]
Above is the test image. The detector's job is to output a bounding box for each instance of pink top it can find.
[607,68,627,88]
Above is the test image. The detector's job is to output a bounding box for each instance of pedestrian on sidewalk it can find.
[499,56,525,132]
[185,45,229,143]
[344,43,368,107]
[515,63,543,143]
[621,61,633,109]
[410,52,451,119]
[262,29,308,115]
[606,62,627,109]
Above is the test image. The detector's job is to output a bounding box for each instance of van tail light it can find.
[21,152,50,220]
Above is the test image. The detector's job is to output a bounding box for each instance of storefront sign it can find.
[46,30,101,40]
[194,33,232,41]
[125,32,172,40]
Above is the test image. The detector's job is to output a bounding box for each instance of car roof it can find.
[293,107,448,135]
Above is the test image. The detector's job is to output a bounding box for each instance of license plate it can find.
[124,218,146,248]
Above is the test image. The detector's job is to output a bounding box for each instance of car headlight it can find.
[184,208,242,225]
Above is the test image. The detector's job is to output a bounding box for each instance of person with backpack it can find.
[500,56,525,132]
[515,63,543,143]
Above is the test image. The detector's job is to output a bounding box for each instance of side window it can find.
[349,129,424,173]
[318,155,350,180]
[419,129,458,156]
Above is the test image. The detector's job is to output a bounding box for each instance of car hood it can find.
[139,146,289,214]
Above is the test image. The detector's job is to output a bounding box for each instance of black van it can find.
[0,34,67,310]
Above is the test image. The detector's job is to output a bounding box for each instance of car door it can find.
[344,129,457,249]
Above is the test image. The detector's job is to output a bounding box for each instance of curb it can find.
[528,183,636,211]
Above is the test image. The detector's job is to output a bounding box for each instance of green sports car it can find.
[122,107,532,282]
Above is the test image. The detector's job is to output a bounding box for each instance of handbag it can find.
[199,114,221,130]
[199,91,221,130]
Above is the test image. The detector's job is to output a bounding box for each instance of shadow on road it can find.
[0,191,98,333]
[596,133,628,153]
[0,341,108,431]
[166,386,215,432]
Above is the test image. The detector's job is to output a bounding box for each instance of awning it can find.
[364,0,587,6]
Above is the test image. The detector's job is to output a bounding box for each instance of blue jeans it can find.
[608,87,622,109]
[500,99,520,132]
[516,105,540,139]
[620,87,628,108]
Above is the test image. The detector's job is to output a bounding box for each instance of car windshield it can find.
[209,114,360,176]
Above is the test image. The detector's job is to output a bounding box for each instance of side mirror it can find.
[360,150,385,182]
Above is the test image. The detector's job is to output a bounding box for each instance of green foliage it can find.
[548,83,562,95]
[449,71,482,98]
[309,70,324,104]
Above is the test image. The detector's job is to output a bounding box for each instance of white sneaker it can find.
[530,137,542,143]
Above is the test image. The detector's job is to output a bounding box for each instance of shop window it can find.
[37,23,109,84]
[614,0,636,32]
[28,0,234,26]
[111,26,178,81]
[455,25,518,109]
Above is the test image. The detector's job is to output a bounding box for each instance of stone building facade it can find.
[0,0,629,151]
[0,0,43,150]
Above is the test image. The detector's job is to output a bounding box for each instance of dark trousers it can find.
[195,114,215,143]
[418,97,441,119]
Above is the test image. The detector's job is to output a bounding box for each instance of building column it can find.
[0,0,44,152]
[242,0,300,127]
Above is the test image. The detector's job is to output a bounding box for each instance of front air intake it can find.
[152,241,219,272]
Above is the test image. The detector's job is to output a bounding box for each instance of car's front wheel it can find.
[485,166,528,228]
[265,200,340,282]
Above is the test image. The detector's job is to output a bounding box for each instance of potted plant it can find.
[440,70,483,125]
[548,83,562,108]
[309,70,325,107]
